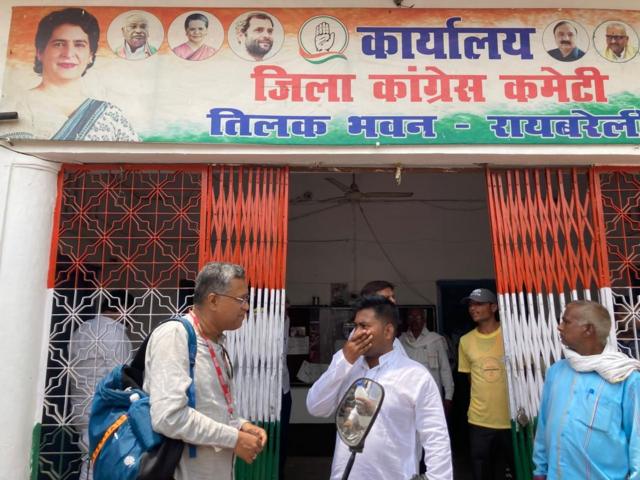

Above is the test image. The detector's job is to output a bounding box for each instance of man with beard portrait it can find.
[235,12,275,61]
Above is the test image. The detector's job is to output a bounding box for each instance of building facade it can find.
[0,0,639,478]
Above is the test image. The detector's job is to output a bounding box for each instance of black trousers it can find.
[469,424,514,480]
[279,391,292,480]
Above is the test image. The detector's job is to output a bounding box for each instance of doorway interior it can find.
[283,169,495,479]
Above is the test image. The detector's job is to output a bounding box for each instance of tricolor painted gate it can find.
[36,164,639,479]
[485,167,640,480]
[202,166,289,480]
[38,165,288,480]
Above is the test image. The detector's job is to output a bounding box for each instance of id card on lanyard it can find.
[190,311,235,417]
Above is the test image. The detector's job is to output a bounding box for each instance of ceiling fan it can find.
[316,174,413,203]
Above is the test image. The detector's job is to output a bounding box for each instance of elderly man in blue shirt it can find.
[532,300,640,480]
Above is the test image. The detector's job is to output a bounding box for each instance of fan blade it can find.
[289,203,345,221]
[317,195,346,203]
[357,199,416,203]
[362,192,414,198]
[325,177,351,193]
[289,193,313,204]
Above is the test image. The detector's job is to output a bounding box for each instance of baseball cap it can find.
[461,288,497,304]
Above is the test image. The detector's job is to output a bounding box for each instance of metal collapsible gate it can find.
[37,163,640,479]
[39,165,288,480]
[202,166,289,480]
[485,167,640,480]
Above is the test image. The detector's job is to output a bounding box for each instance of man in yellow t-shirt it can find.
[458,288,513,480]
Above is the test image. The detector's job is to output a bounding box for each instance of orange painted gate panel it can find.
[485,167,612,479]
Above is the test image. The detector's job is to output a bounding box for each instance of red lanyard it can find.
[190,311,234,416]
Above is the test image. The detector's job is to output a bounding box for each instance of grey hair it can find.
[607,22,627,35]
[566,300,611,346]
[193,262,245,305]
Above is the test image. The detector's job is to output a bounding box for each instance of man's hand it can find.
[342,329,373,364]
[234,430,263,464]
[355,396,375,416]
[241,422,267,449]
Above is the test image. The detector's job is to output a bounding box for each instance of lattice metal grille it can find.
[39,165,289,480]
[40,166,204,479]
[597,168,640,359]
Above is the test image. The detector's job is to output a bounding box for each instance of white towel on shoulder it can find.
[563,339,640,383]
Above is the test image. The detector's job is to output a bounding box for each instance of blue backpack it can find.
[88,317,197,480]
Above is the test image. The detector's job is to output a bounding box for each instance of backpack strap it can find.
[175,317,199,459]
[132,316,199,458]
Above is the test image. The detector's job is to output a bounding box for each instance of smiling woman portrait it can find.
[9,8,139,141]
[172,12,218,61]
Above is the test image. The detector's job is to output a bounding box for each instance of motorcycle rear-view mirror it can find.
[335,378,385,479]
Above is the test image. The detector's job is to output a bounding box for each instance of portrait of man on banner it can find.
[230,11,284,62]
[110,10,162,60]
[594,20,639,62]
[546,20,587,62]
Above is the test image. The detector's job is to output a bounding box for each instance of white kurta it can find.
[144,317,246,480]
[69,314,132,430]
[306,347,453,480]
[399,328,454,400]
[69,314,132,480]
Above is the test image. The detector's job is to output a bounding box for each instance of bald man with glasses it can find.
[603,22,638,62]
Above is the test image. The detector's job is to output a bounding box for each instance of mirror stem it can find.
[341,450,358,480]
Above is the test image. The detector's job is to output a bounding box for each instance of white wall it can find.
[286,170,493,305]
[0,151,59,479]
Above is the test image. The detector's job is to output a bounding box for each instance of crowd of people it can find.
[71,262,639,479]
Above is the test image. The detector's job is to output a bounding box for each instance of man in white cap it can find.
[458,288,513,480]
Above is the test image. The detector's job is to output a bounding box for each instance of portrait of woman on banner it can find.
[171,12,221,62]
[7,8,139,141]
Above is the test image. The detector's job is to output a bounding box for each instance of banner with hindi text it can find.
[1,6,639,144]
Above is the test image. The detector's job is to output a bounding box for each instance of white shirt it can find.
[69,313,132,480]
[306,347,453,480]
[400,328,454,400]
[69,314,132,429]
[282,315,290,394]
[144,317,247,480]
[122,41,153,59]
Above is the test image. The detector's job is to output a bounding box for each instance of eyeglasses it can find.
[215,292,250,305]
[606,35,628,41]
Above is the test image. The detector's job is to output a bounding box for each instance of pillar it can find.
[0,149,60,478]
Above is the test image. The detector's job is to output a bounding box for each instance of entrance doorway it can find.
[284,170,494,479]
